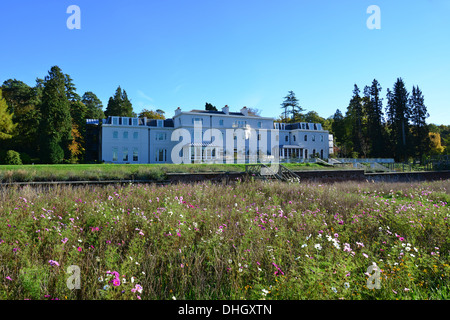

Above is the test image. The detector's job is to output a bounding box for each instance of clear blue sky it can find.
[1,0,449,125]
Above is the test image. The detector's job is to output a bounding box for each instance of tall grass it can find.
[0,180,448,300]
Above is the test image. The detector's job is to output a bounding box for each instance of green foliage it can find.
[82,91,105,119]
[205,102,217,111]
[39,66,73,164]
[104,86,133,117]
[0,89,17,140]
[138,109,165,119]
[4,150,22,165]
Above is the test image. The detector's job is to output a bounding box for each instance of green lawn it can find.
[0,162,334,183]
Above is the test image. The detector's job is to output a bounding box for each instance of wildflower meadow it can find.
[0,179,449,300]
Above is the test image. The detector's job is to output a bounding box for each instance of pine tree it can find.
[82,91,105,119]
[39,66,73,164]
[364,79,385,157]
[281,91,303,123]
[386,78,411,162]
[346,85,364,157]
[205,102,218,111]
[409,85,430,160]
[331,109,346,145]
[105,86,133,117]
[0,89,17,141]
[65,74,81,102]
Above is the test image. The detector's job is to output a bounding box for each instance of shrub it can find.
[19,152,32,164]
[5,150,22,165]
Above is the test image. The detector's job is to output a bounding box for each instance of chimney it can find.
[240,106,248,116]
[175,107,181,116]
[222,105,229,115]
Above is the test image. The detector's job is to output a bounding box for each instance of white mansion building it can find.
[94,106,333,164]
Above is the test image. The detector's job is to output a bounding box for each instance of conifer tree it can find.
[39,66,72,163]
[364,79,385,157]
[409,85,430,160]
[386,78,411,161]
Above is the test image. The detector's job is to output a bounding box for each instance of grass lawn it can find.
[0,162,336,183]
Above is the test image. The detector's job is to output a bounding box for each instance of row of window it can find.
[111,147,169,162]
[112,147,139,162]
[112,131,325,143]
[190,118,263,128]
[286,134,325,142]
[113,131,139,139]
[112,131,168,140]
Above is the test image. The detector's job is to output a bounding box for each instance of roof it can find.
[189,109,261,117]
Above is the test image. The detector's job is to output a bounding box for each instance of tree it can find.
[39,66,73,163]
[205,103,217,111]
[364,79,385,157]
[429,132,445,155]
[82,91,105,119]
[331,109,347,145]
[1,79,41,156]
[0,89,17,141]
[409,85,430,160]
[386,78,411,161]
[104,86,133,117]
[346,84,364,156]
[155,109,165,117]
[65,74,81,102]
[303,111,325,125]
[138,109,165,120]
[281,91,303,123]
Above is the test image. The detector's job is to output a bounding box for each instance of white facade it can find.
[99,106,333,164]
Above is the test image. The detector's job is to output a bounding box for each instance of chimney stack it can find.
[222,105,229,115]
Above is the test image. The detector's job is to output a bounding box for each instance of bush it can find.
[5,150,22,165]
[19,152,32,164]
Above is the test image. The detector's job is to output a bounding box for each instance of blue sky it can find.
[1,0,449,124]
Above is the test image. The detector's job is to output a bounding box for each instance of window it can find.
[156,132,166,140]
[285,135,289,142]
[155,149,167,162]
[304,135,307,141]
[293,135,296,142]
[257,122,262,128]
[219,119,224,126]
[232,120,247,128]
[113,117,118,125]
[112,147,118,161]
[133,132,139,139]
[133,148,138,162]
[312,135,315,142]
[113,131,118,139]
[157,120,163,127]
[301,123,306,130]
[320,135,324,142]
[192,118,203,125]
[123,148,128,162]
[132,118,138,126]
[123,131,128,139]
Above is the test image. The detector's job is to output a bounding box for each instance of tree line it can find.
[1,66,448,164]
[278,78,448,162]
